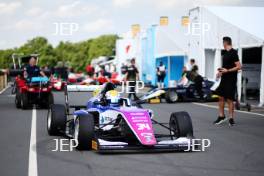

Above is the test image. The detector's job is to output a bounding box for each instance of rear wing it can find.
[9,53,47,77]
[12,53,39,69]
[64,84,101,112]
[8,69,52,77]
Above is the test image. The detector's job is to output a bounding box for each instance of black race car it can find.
[140,79,219,103]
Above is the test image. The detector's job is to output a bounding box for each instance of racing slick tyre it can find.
[47,104,66,136]
[15,91,21,108]
[45,93,54,108]
[169,111,193,138]
[165,89,178,103]
[48,93,54,105]
[74,114,94,150]
[21,93,29,109]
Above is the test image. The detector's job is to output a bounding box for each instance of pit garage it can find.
[242,47,262,101]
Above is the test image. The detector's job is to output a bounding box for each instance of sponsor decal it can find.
[122,110,157,145]
[92,140,98,150]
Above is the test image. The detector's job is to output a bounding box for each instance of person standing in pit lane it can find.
[186,58,196,71]
[214,36,242,126]
[124,58,139,101]
[121,63,128,75]
[86,64,95,77]
[156,61,166,88]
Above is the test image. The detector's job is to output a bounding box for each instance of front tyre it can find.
[47,104,66,136]
[15,91,21,108]
[74,114,94,150]
[21,93,29,109]
[169,111,193,139]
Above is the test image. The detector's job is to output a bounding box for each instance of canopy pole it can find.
[214,49,221,79]
[237,47,242,102]
[259,45,264,107]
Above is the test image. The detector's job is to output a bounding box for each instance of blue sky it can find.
[0,0,263,49]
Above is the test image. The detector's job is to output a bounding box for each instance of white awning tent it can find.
[155,24,188,58]
[188,6,264,106]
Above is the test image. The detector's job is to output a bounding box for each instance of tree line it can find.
[0,34,118,72]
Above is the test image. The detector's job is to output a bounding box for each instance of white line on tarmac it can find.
[193,103,264,117]
[28,108,38,176]
[0,85,10,94]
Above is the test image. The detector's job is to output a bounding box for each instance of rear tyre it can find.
[44,93,54,108]
[21,93,29,109]
[15,91,21,108]
[74,114,94,150]
[169,111,193,138]
[47,104,66,136]
[165,89,178,103]
[48,93,54,105]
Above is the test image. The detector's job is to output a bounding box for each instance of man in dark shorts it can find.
[214,37,241,126]
[156,61,166,88]
[125,58,139,100]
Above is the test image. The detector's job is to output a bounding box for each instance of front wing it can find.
[91,137,192,152]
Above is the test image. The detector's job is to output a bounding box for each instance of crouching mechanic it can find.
[23,56,46,80]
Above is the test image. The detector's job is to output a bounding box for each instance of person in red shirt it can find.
[86,64,94,77]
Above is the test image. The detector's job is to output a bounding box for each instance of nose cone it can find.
[121,110,157,146]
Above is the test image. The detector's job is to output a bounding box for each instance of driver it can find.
[24,56,46,79]
[105,90,120,106]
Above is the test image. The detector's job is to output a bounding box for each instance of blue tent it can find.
[141,25,187,87]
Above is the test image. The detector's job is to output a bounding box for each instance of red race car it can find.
[50,76,66,91]
[95,71,121,85]
[10,54,54,109]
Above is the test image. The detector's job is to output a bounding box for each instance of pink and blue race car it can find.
[47,83,194,152]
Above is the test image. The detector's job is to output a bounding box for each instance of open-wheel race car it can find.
[140,78,219,104]
[50,65,69,91]
[47,82,195,152]
[50,76,67,91]
[10,54,54,109]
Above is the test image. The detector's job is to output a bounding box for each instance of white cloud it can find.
[0,2,22,14]
[83,19,113,33]
[56,1,98,18]
[14,19,42,31]
[113,0,135,7]
[26,7,43,16]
